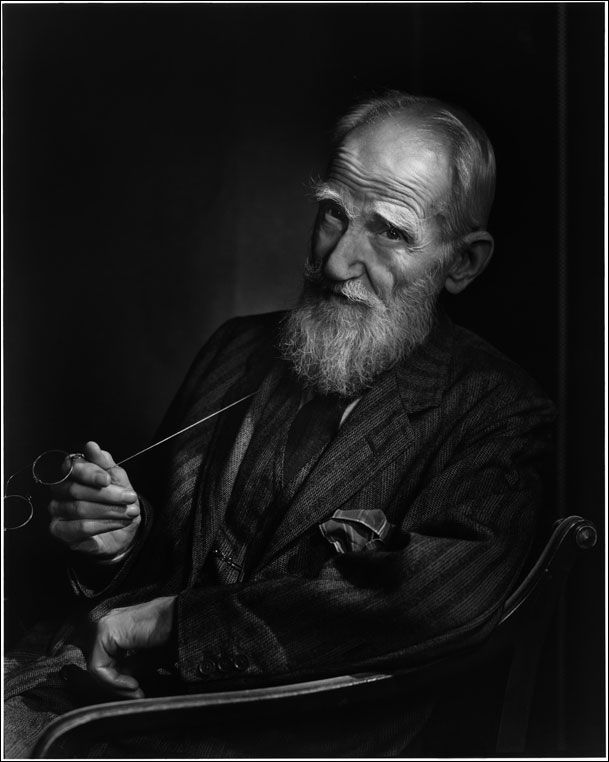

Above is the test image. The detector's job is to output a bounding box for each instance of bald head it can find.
[333,91,496,244]
[341,114,455,222]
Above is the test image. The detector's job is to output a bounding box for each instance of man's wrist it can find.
[90,544,135,566]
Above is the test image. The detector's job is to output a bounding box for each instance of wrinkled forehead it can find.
[328,117,453,221]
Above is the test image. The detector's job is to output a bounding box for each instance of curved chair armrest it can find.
[31,515,598,759]
[28,639,512,758]
[501,515,597,625]
[32,672,394,758]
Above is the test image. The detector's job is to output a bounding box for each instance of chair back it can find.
[420,514,598,755]
[494,514,597,754]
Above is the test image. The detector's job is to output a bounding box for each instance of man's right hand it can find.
[48,441,141,561]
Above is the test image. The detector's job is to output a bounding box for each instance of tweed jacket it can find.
[68,309,555,693]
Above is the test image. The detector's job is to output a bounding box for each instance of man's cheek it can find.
[363,266,396,305]
[313,225,341,261]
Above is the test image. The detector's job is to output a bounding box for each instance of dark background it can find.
[3,2,605,756]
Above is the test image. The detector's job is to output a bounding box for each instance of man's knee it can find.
[3,680,79,759]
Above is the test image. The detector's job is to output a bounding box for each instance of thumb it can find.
[89,625,144,698]
[84,441,117,470]
[84,441,133,490]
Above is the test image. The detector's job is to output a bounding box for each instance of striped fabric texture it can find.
[4,309,557,756]
[67,309,556,678]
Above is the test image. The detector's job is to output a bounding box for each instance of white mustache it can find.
[282,259,442,397]
[329,280,383,307]
[303,261,384,309]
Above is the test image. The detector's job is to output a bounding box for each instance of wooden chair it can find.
[31,515,598,758]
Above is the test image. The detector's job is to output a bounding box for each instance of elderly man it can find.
[4,91,555,757]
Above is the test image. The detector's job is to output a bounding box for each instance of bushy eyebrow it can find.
[312,180,424,243]
[372,204,422,238]
[378,202,442,232]
[311,181,356,219]
[370,212,415,239]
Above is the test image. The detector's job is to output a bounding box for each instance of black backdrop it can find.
[3,2,605,756]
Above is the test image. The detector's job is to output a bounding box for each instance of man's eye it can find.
[382,226,405,242]
[322,202,346,222]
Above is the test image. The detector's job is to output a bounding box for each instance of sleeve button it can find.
[216,656,235,673]
[233,654,249,671]
[197,659,215,676]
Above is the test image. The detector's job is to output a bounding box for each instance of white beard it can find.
[279,261,445,398]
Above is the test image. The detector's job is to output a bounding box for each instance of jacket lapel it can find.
[160,326,277,578]
[260,312,454,565]
[188,341,278,574]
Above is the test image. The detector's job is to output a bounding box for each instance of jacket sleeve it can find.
[173,389,555,687]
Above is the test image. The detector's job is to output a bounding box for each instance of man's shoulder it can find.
[189,311,286,375]
[208,311,286,352]
[447,321,555,415]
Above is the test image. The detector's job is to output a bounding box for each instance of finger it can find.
[49,517,135,543]
[48,499,139,521]
[92,664,144,698]
[50,481,138,505]
[55,459,111,489]
[88,634,143,696]
[84,442,134,488]
[108,685,145,701]
[84,441,117,470]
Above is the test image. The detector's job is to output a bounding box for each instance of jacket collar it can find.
[395,308,454,413]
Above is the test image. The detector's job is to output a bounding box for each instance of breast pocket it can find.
[319,508,394,554]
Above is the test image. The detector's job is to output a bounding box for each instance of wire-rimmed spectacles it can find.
[3,392,256,532]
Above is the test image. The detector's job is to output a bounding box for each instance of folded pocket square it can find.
[319,508,394,554]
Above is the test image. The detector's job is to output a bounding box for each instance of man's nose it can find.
[322,228,367,282]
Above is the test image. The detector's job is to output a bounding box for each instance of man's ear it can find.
[444,231,494,294]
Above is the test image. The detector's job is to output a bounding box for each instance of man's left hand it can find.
[88,596,176,699]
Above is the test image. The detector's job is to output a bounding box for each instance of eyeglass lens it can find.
[4,450,74,531]
[32,450,74,486]
[4,495,34,531]
[4,391,258,532]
